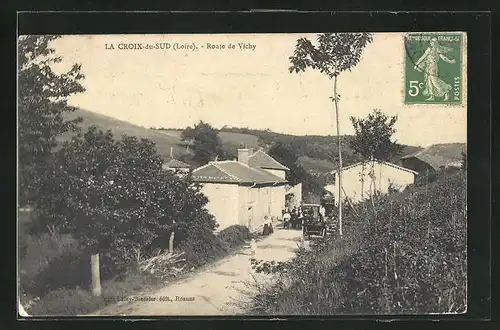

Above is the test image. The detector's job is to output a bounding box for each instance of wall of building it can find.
[325,162,416,205]
[237,184,286,232]
[200,183,239,231]
[270,185,286,219]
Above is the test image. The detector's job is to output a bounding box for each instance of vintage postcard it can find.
[18,32,467,317]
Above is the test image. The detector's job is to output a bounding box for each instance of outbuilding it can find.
[324,160,417,205]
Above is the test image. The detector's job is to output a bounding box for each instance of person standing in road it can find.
[283,209,291,229]
[298,208,304,229]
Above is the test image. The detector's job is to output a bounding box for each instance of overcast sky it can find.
[50,33,467,147]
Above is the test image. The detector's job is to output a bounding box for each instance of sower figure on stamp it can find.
[413,37,456,101]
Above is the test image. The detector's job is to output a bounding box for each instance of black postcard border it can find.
[10,10,492,327]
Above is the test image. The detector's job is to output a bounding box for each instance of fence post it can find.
[91,253,101,296]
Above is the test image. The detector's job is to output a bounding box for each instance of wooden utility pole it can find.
[91,253,102,296]
[334,73,343,237]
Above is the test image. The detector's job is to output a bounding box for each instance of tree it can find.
[289,33,373,237]
[268,141,303,186]
[349,109,404,161]
[461,151,467,172]
[349,109,404,201]
[181,121,224,165]
[32,126,218,267]
[18,35,85,206]
[268,141,324,201]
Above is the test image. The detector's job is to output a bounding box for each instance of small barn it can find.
[324,160,417,205]
[401,143,466,174]
[192,148,288,232]
[162,158,191,173]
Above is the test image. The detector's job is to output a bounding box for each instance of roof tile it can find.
[192,161,287,184]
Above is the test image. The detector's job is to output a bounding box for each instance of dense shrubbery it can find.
[218,225,251,248]
[250,172,467,315]
[30,126,217,269]
[179,225,251,267]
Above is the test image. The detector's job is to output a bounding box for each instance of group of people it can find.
[282,207,304,229]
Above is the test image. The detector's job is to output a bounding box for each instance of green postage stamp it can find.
[404,33,463,105]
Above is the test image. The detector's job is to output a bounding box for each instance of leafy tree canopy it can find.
[349,109,404,161]
[181,121,225,165]
[18,35,85,206]
[268,141,324,200]
[33,126,217,265]
[289,33,374,78]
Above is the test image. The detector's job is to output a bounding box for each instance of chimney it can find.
[238,149,250,165]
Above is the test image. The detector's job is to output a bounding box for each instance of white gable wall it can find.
[200,183,239,231]
[325,162,416,205]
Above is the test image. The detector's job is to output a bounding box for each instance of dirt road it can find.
[94,228,303,316]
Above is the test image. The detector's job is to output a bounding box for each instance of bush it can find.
[23,252,90,297]
[19,231,80,294]
[179,225,251,268]
[218,225,251,248]
[27,288,106,316]
[19,229,124,299]
[178,232,229,268]
[250,172,467,315]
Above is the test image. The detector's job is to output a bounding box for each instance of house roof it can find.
[401,143,466,170]
[248,149,289,171]
[163,158,191,169]
[331,160,418,175]
[192,160,288,184]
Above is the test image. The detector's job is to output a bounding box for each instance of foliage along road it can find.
[92,228,303,316]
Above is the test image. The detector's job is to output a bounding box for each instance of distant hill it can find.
[61,109,260,162]
[61,108,183,160]
[61,109,423,174]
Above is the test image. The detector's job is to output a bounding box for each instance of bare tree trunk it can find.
[333,73,343,237]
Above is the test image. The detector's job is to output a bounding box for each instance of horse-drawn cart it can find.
[301,204,327,240]
[302,197,337,240]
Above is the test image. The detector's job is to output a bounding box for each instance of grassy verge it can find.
[249,172,467,315]
[20,225,252,316]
